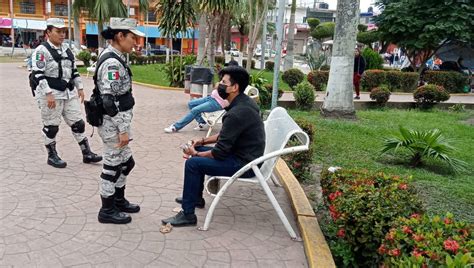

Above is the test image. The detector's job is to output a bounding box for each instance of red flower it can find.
[329,191,342,201]
[444,239,459,253]
[402,226,413,234]
[386,230,395,241]
[293,162,301,168]
[444,218,451,225]
[337,228,345,238]
[388,248,401,257]
[412,234,424,242]
[412,248,423,258]
[410,213,421,219]
[378,244,387,255]
[398,183,408,190]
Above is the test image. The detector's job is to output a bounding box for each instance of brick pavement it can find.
[0,63,307,267]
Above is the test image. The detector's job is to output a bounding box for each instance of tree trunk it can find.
[98,23,105,49]
[283,0,296,71]
[197,14,207,64]
[224,17,232,51]
[245,0,266,73]
[207,15,219,68]
[321,0,360,119]
[73,6,81,48]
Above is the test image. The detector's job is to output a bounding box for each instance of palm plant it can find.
[73,0,149,48]
[380,126,468,173]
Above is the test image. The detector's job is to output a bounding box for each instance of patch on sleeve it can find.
[36,61,46,68]
[107,65,119,70]
[110,82,120,91]
[107,71,120,80]
[36,53,45,61]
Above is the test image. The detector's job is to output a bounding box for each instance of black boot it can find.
[45,142,67,168]
[162,211,197,227]
[98,196,131,224]
[79,138,102,163]
[115,186,140,213]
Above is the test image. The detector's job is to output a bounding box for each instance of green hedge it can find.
[385,71,419,92]
[361,70,386,91]
[423,71,469,93]
[307,71,329,91]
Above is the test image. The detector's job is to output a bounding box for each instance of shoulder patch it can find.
[107,65,119,70]
[36,61,46,68]
[110,82,120,91]
[107,71,120,80]
[36,53,45,61]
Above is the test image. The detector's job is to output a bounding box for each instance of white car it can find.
[229,48,240,57]
[254,48,278,58]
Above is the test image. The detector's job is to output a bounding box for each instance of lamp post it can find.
[271,0,286,109]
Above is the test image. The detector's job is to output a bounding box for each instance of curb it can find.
[274,159,336,268]
[133,81,184,91]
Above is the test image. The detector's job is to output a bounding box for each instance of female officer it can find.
[95,18,144,224]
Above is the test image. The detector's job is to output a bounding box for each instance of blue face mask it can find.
[217,83,229,99]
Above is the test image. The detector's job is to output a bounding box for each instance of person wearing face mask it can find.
[30,18,102,168]
[164,61,239,133]
[94,18,144,224]
[162,66,266,227]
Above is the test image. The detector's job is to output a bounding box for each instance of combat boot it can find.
[98,196,131,224]
[45,142,67,168]
[115,186,140,213]
[79,138,102,163]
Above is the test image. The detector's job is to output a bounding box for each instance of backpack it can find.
[84,52,131,127]
[29,42,75,96]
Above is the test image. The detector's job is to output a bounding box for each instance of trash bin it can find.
[190,67,213,98]
[184,65,193,94]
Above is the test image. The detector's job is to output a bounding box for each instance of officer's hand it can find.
[117,132,129,148]
[78,89,84,103]
[46,93,56,109]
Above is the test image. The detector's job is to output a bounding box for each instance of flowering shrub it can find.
[361,69,386,91]
[380,213,474,267]
[370,85,391,106]
[283,118,314,182]
[320,169,423,266]
[414,84,450,109]
[307,71,329,91]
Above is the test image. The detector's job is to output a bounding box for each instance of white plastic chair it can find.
[198,107,310,240]
[201,86,259,138]
[86,61,96,78]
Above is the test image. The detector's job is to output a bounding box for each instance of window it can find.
[54,4,68,16]
[147,10,156,22]
[20,1,35,14]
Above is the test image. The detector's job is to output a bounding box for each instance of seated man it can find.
[164,61,239,133]
[162,66,266,226]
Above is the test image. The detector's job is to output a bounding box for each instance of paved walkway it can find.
[0,63,306,267]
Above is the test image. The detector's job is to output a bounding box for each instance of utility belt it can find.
[45,77,74,91]
[116,91,135,112]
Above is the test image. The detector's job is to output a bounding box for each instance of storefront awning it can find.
[13,19,47,30]
[86,23,198,38]
[0,18,12,29]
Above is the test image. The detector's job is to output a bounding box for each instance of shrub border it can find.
[275,159,336,268]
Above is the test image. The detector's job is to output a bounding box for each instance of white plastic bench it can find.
[198,107,310,240]
[201,86,259,138]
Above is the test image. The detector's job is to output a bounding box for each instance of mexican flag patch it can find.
[108,71,120,80]
[36,53,44,61]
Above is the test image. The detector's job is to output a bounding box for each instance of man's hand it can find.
[46,93,56,109]
[183,145,197,157]
[78,89,85,103]
[116,132,129,148]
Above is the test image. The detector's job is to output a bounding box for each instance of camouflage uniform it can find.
[96,45,134,198]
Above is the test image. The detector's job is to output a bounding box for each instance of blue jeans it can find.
[173,96,222,130]
[181,146,255,214]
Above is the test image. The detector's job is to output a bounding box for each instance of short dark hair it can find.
[218,66,249,93]
[101,27,132,40]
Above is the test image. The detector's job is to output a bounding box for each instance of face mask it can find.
[217,83,229,99]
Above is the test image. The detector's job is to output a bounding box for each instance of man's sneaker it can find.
[164,125,177,133]
[193,123,209,131]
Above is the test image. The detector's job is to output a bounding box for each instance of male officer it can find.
[31,18,102,168]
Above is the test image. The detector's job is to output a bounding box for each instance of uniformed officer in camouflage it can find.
[31,18,102,168]
[95,18,144,224]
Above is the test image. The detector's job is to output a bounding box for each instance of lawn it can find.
[79,63,291,90]
[289,108,474,223]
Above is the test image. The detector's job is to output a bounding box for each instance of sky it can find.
[298,0,379,13]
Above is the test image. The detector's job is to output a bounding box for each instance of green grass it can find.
[79,63,292,90]
[289,108,474,223]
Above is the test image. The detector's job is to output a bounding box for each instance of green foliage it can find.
[414,84,451,109]
[381,126,468,173]
[370,85,391,106]
[249,70,268,92]
[380,213,474,267]
[306,53,326,72]
[385,71,419,92]
[256,84,283,110]
[311,22,335,40]
[357,24,368,32]
[320,169,423,267]
[357,30,381,47]
[282,68,305,89]
[91,55,97,63]
[320,64,330,71]
[361,70,386,91]
[423,71,470,93]
[307,71,329,91]
[361,47,383,70]
[283,118,315,182]
[449,104,466,113]
[307,18,320,29]
[293,81,315,110]
[162,54,196,87]
[154,0,195,38]
[242,59,255,69]
[77,50,91,67]
[215,55,225,65]
[264,61,274,71]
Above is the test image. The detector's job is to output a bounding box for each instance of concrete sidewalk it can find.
[0,63,307,267]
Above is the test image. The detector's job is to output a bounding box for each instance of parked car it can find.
[149,46,179,55]
[254,48,280,58]
[229,48,240,57]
